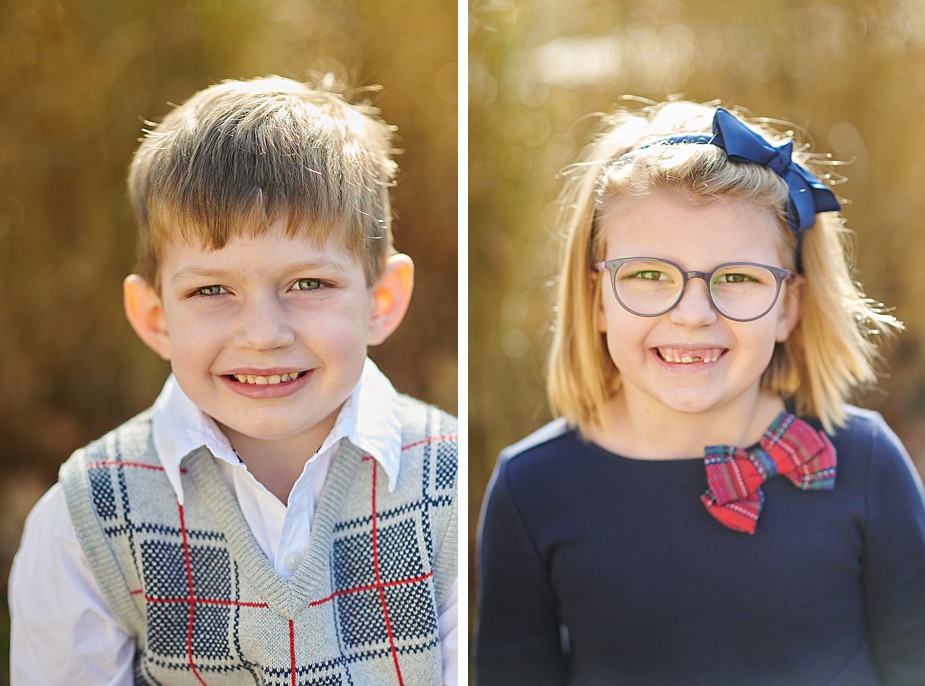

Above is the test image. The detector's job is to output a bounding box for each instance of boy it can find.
[9,76,458,685]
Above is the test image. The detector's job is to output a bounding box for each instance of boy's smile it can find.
[222,368,313,399]
[124,221,413,463]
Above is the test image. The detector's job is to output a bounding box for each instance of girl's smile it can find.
[653,346,727,366]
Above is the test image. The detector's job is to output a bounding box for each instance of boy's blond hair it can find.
[128,75,398,289]
[548,100,901,435]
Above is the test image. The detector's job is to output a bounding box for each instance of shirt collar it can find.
[151,357,402,505]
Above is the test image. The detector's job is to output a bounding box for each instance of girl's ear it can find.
[124,275,171,360]
[595,271,608,333]
[776,275,805,342]
[367,253,414,346]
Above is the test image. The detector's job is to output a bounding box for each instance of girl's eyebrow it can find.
[170,257,354,284]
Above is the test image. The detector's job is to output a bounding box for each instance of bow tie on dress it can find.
[700,412,837,534]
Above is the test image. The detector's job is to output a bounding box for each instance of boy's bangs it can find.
[149,195,370,259]
[142,166,387,287]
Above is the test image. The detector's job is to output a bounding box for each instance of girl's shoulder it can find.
[828,405,903,452]
[824,405,919,487]
[500,417,577,460]
[498,417,587,476]
[491,419,599,504]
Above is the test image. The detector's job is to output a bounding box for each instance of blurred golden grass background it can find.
[0,0,456,677]
[470,0,925,635]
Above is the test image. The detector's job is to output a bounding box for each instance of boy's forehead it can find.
[158,225,360,273]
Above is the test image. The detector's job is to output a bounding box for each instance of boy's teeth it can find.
[233,372,300,385]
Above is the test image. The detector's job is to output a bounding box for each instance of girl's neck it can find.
[587,389,786,460]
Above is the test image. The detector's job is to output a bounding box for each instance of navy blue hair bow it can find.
[652,107,841,271]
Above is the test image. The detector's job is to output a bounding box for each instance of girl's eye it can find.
[716,273,757,285]
[292,278,323,291]
[195,285,226,297]
[626,270,667,282]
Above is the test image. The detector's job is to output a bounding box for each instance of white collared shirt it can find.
[9,359,457,685]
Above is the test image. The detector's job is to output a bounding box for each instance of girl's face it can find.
[597,190,802,423]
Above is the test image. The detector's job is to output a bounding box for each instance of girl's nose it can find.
[233,294,296,351]
[668,277,718,327]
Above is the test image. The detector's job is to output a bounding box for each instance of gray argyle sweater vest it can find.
[59,395,457,685]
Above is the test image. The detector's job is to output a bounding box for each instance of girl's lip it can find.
[220,368,313,399]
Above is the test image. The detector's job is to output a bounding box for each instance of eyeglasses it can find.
[593,257,793,322]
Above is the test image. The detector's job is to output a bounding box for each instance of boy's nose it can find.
[233,295,296,351]
[668,277,718,327]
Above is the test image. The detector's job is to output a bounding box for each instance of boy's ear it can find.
[124,274,171,361]
[367,254,414,346]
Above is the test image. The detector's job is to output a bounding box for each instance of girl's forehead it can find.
[599,192,786,263]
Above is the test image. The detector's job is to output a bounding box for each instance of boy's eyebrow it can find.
[170,256,354,284]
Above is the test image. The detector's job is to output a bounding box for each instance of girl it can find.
[475,101,925,685]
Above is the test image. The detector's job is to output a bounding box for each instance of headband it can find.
[643,107,841,271]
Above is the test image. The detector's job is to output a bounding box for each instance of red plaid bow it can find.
[700,412,837,534]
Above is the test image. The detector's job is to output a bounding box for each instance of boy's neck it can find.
[588,389,785,460]
[217,408,341,505]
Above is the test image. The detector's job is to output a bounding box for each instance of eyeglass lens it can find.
[610,259,783,321]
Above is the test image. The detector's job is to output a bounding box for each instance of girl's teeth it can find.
[232,372,300,385]
[659,349,721,364]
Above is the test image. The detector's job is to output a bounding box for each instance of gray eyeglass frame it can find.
[592,257,793,323]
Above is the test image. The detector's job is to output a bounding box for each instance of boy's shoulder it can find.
[394,394,458,477]
[395,393,458,435]
[67,408,157,466]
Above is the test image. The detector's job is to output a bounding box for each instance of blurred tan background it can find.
[470,0,925,635]
[0,0,457,678]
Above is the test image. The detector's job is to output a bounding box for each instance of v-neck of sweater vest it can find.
[181,440,365,620]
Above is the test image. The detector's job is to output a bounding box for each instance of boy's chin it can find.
[215,404,345,450]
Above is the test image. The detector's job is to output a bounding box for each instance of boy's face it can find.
[125,222,412,459]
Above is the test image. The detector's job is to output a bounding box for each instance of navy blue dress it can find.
[475,407,925,685]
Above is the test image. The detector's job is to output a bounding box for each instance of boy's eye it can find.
[292,278,323,291]
[195,285,227,297]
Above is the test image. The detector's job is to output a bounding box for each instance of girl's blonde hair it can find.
[547,100,901,434]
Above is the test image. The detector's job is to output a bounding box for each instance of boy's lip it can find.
[219,368,313,399]
[222,366,308,380]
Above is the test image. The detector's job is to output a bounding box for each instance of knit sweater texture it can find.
[60,395,457,686]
